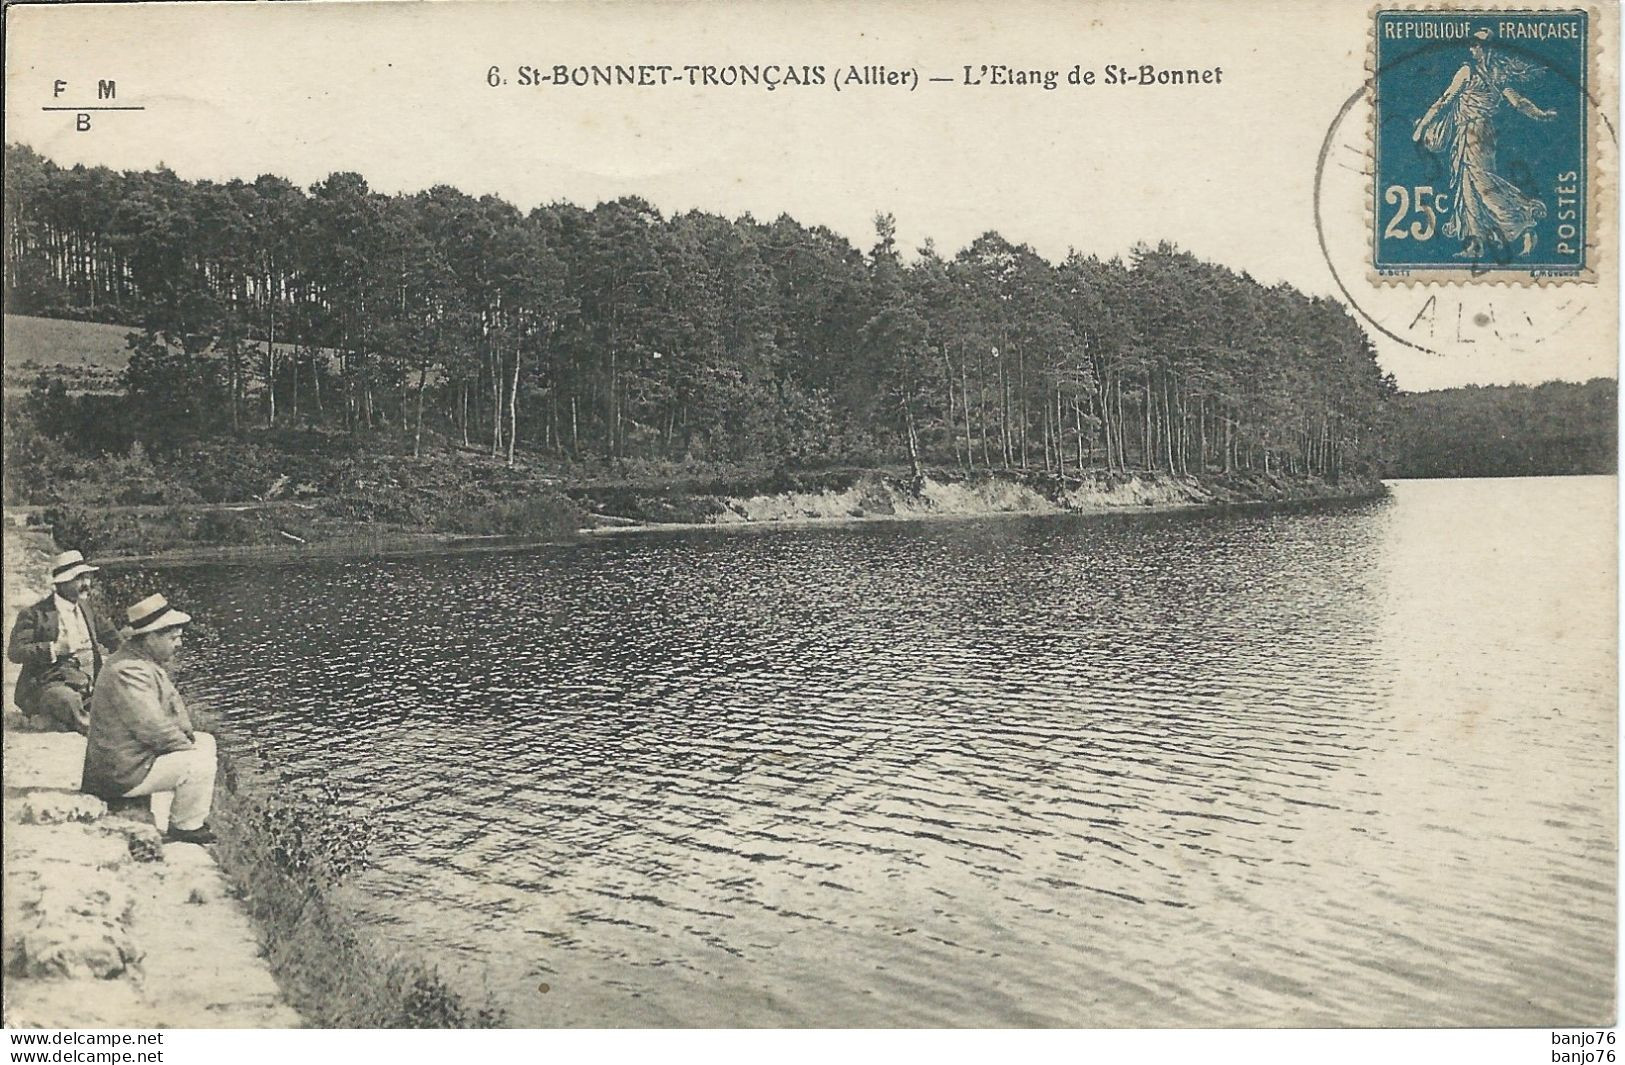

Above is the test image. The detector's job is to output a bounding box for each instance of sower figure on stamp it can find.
[5,550,123,733]
[81,594,218,845]
[1412,27,1557,259]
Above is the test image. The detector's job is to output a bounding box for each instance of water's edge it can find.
[2,529,301,1027]
[2,527,503,1028]
[77,469,1387,568]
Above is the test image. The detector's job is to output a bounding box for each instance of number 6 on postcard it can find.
[1372,8,1593,281]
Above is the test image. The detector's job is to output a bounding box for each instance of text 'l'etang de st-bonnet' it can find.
[0,0,1616,1040]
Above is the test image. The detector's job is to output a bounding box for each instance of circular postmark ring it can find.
[1313,19,1617,374]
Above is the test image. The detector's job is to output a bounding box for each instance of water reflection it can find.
[158,478,1615,1026]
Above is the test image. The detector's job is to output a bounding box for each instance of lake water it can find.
[160,477,1617,1027]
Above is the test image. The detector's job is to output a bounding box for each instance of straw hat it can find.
[50,550,100,584]
[125,594,192,636]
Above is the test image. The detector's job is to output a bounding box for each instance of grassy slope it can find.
[3,313,335,393]
[4,314,132,391]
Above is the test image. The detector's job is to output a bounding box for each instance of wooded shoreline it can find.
[5,143,1388,496]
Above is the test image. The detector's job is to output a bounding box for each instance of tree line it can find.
[1384,379,1616,479]
[5,142,1393,480]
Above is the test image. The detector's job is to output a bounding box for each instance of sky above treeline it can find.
[5,0,1617,392]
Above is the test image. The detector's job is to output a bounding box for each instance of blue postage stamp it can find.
[1372,8,1590,280]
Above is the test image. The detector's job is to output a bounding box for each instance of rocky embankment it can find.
[2,524,300,1028]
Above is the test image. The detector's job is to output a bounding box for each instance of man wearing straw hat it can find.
[81,594,218,845]
[5,549,124,733]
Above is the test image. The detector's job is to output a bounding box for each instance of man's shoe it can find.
[165,824,217,845]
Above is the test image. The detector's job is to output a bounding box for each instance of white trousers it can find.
[122,731,217,832]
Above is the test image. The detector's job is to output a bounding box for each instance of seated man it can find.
[81,594,217,845]
[6,550,123,733]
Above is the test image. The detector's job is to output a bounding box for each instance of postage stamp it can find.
[1371,8,1593,282]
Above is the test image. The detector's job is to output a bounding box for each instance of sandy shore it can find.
[58,470,1387,569]
[584,478,1384,536]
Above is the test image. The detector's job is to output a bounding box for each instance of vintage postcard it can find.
[1,0,1617,1048]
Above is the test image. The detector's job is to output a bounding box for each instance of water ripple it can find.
[159,477,1615,1027]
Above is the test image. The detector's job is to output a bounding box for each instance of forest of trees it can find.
[1385,379,1617,478]
[5,142,1392,481]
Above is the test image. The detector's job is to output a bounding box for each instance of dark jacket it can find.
[81,643,196,800]
[5,593,123,713]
